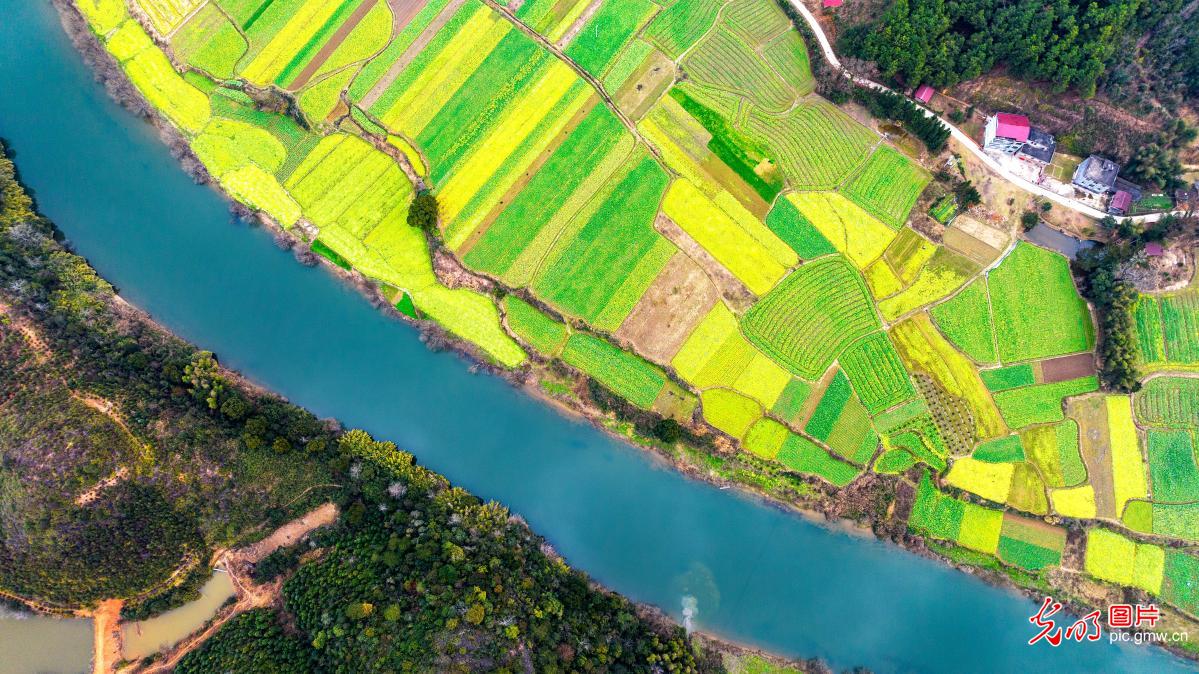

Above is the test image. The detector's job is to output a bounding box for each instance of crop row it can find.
[686,26,795,113]
[1135,376,1199,428]
[746,101,876,190]
[562,333,667,408]
[841,331,917,414]
[842,146,930,230]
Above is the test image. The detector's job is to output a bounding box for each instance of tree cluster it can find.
[0,143,338,609]
[852,88,951,152]
[841,0,1145,98]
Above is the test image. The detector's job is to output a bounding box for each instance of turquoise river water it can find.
[0,2,1194,672]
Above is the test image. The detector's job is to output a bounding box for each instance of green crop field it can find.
[564,0,657,77]
[930,278,996,364]
[742,257,879,379]
[764,198,837,259]
[973,435,1025,463]
[686,27,796,113]
[533,156,672,327]
[997,514,1064,571]
[993,376,1099,429]
[1133,296,1166,364]
[746,101,876,190]
[842,146,930,229]
[805,370,853,442]
[1147,430,1199,504]
[1163,551,1199,615]
[504,296,569,356]
[1135,376,1199,428]
[775,433,861,486]
[1131,290,1199,368]
[1152,502,1199,541]
[562,333,666,408]
[643,0,723,58]
[909,471,964,541]
[979,364,1035,392]
[841,332,916,414]
[988,243,1093,362]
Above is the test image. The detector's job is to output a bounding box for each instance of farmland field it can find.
[842,146,930,229]
[77,0,1195,614]
[988,243,1093,362]
[930,278,996,364]
[742,257,879,378]
[1135,376,1199,428]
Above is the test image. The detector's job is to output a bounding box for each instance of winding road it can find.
[785,0,1180,224]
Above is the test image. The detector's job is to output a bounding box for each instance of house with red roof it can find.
[913,85,934,104]
[1144,242,1165,257]
[984,113,1030,154]
[1108,190,1133,215]
[983,112,1057,172]
[822,0,843,7]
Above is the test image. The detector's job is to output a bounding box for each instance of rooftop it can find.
[913,85,934,104]
[1075,155,1120,191]
[994,113,1030,142]
[822,0,843,6]
[1110,190,1132,212]
[1145,242,1165,256]
[1019,128,1056,164]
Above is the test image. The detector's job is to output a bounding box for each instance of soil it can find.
[92,599,124,674]
[1040,353,1097,384]
[1068,395,1116,520]
[359,0,466,109]
[614,252,720,362]
[287,0,379,90]
[653,213,757,311]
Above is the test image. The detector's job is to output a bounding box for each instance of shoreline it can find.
[44,0,1199,667]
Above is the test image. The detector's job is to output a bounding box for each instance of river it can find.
[0,2,1194,672]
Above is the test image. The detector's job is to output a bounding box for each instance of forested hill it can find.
[841,0,1199,102]
[0,144,783,671]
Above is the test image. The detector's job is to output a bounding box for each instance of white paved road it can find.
[785,0,1178,224]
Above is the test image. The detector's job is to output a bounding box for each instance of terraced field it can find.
[77,0,1199,625]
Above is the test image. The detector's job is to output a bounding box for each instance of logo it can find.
[1028,597,1101,646]
[1028,597,1183,647]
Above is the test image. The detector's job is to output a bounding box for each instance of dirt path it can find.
[0,300,51,364]
[360,0,465,110]
[287,0,381,90]
[92,599,123,674]
[132,503,339,673]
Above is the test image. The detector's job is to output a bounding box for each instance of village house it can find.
[1072,155,1120,196]
[1108,190,1133,216]
[983,113,1056,176]
[913,84,934,105]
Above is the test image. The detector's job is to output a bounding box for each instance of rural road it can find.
[784,0,1179,224]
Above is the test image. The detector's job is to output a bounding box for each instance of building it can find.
[822,0,842,7]
[982,113,1056,171]
[1073,155,1120,196]
[984,113,1030,154]
[913,85,934,104]
[1019,128,1056,166]
[1108,190,1132,216]
[1145,242,1165,257]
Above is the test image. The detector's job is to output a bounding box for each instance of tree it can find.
[1124,142,1184,191]
[407,191,439,234]
[1020,211,1039,231]
[184,351,225,410]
